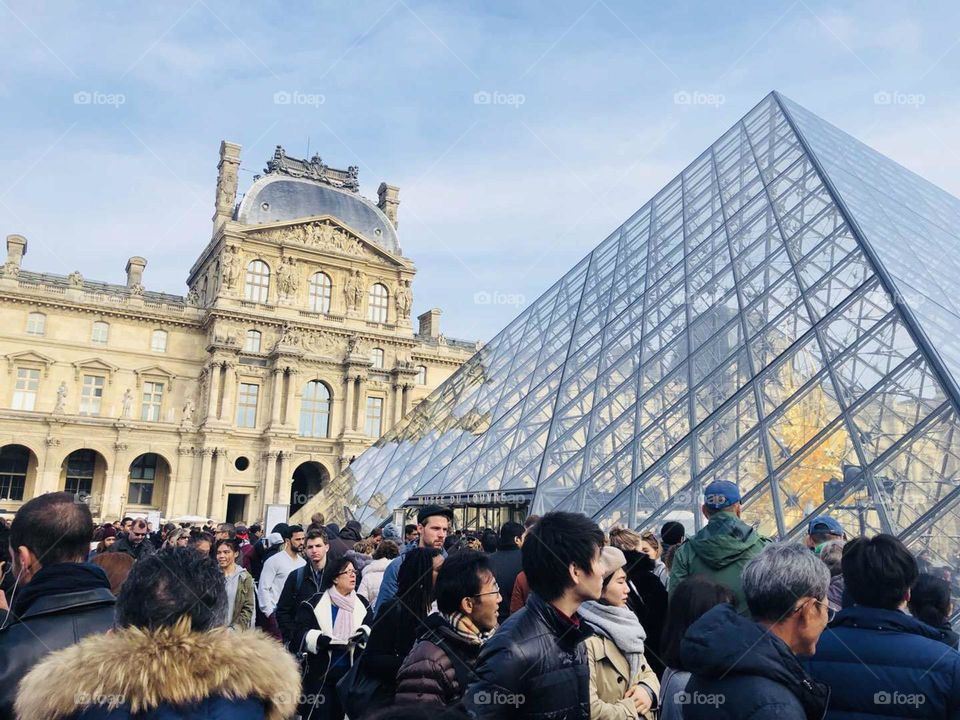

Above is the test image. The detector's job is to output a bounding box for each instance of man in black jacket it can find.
[276,527,328,646]
[678,543,830,720]
[488,521,524,624]
[110,517,156,561]
[0,492,116,720]
[466,511,605,720]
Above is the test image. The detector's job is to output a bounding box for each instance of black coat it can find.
[465,592,594,720]
[622,550,668,678]
[361,598,430,689]
[488,546,523,624]
[0,564,115,720]
[395,612,483,707]
[110,535,156,561]
[680,603,829,720]
[276,563,324,646]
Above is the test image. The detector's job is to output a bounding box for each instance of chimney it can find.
[5,234,27,270]
[418,308,441,339]
[377,182,400,228]
[213,141,242,231]
[125,256,147,288]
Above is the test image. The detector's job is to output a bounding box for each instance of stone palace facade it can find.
[0,142,476,524]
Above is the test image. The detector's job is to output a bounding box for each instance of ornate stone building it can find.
[0,142,476,524]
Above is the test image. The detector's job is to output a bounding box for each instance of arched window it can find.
[368,283,388,323]
[129,453,159,506]
[244,260,270,303]
[244,329,262,353]
[299,381,331,438]
[91,321,109,345]
[151,329,167,353]
[370,348,384,369]
[309,272,332,314]
[26,312,46,336]
[416,365,427,385]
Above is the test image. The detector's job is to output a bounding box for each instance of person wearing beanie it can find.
[381,523,401,542]
[580,546,659,720]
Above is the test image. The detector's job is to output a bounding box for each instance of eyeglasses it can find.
[473,584,501,598]
[337,570,357,577]
[792,597,828,614]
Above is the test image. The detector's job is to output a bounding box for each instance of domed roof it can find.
[235,175,401,255]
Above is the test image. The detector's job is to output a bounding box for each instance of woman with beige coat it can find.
[580,546,660,720]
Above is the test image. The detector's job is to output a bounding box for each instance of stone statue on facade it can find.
[54,382,68,413]
[181,397,195,425]
[185,288,200,306]
[221,244,241,290]
[67,270,84,288]
[343,269,363,312]
[395,279,412,319]
[121,388,133,419]
[129,283,145,297]
[275,256,299,300]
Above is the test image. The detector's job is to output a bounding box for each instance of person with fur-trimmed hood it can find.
[15,547,301,720]
[290,555,371,720]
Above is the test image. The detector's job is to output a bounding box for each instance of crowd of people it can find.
[1,478,960,719]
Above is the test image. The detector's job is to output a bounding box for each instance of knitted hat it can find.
[100,524,117,539]
[598,546,626,580]
[381,523,401,541]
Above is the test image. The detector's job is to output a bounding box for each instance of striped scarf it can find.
[441,611,493,645]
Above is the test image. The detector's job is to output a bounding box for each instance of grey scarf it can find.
[579,601,647,679]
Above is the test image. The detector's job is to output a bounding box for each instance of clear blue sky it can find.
[1,1,958,342]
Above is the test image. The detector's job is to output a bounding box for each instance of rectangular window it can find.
[365,396,384,437]
[151,330,168,353]
[91,321,109,345]
[79,375,105,416]
[140,382,164,422]
[236,383,259,428]
[12,367,40,410]
[26,313,45,336]
[416,365,427,385]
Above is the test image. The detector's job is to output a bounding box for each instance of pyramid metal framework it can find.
[319,92,960,567]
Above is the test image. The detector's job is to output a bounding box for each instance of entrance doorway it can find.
[289,461,329,515]
[226,493,247,524]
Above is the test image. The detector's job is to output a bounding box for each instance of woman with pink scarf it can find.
[292,555,371,720]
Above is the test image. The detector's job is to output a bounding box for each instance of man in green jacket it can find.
[668,480,770,615]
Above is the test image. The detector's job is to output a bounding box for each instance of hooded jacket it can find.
[358,556,391,606]
[802,605,960,719]
[667,510,769,615]
[680,604,829,720]
[14,618,301,720]
[465,592,594,720]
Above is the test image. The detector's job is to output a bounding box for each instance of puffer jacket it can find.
[680,603,829,720]
[357,557,392,607]
[465,592,594,720]
[803,605,960,719]
[667,510,769,615]
[395,613,483,706]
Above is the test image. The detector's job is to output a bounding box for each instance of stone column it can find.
[195,448,214,514]
[261,450,278,517]
[269,368,284,426]
[275,451,290,506]
[205,362,222,422]
[342,375,355,433]
[210,448,228,521]
[283,368,300,426]
[37,437,62,495]
[402,383,413,417]
[220,362,236,423]
[354,376,367,432]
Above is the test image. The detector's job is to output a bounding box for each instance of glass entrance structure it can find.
[314,92,960,576]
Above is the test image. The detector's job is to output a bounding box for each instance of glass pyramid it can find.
[312,92,960,570]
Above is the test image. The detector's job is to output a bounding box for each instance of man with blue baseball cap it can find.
[805,516,844,550]
[668,480,771,615]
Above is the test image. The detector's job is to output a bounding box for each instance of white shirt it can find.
[257,550,305,617]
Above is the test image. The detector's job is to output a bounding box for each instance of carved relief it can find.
[67,271,84,288]
[221,244,242,290]
[395,279,412,320]
[247,221,372,258]
[275,255,300,300]
[344,269,365,312]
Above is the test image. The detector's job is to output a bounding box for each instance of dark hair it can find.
[287,524,304,537]
[116,547,227,631]
[661,577,735,669]
[522,511,604,601]
[162,523,176,535]
[249,523,262,534]
[523,515,541,530]
[660,521,685,546]
[434,550,493,614]
[498,521,525,548]
[908,573,952,628]
[305,528,328,544]
[842,534,918,610]
[397,547,442,617]
[214,537,240,555]
[480,529,498,553]
[190,531,214,548]
[10,492,93,565]
[121,516,133,525]
[404,524,418,535]
[321,556,358,593]
[374,539,399,560]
